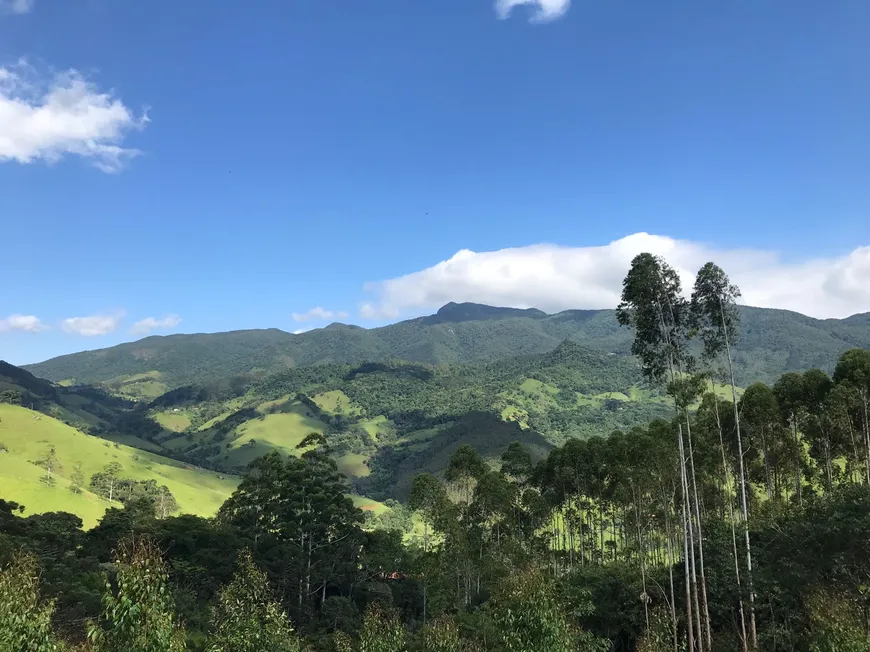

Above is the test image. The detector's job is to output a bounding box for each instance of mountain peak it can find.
[424,302,548,325]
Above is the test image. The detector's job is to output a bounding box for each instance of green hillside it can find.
[111,341,672,500]
[0,404,237,527]
[24,303,870,394]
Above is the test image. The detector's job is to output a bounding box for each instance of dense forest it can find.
[4,255,870,651]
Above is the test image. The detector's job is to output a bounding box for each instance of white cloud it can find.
[0,0,33,15]
[0,314,47,332]
[359,233,870,320]
[293,327,312,335]
[495,0,571,22]
[62,312,124,336]
[0,61,147,172]
[291,307,349,323]
[130,315,182,336]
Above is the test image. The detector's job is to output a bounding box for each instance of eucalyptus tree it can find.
[501,441,533,483]
[617,253,701,651]
[801,369,836,490]
[88,536,187,652]
[0,553,60,652]
[217,451,364,617]
[772,373,807,505]
[740,383,782,501]
[445,444,487,506]
[208,550,300,652]
[827,382,864,482]
[645,418,682,651]
[833,348,870,484]
[690,261,756,649]
[695,392,747,649]
[408,472,453,623]
[358,605,406,652]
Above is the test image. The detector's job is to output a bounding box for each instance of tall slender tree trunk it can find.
[422,520,428,625]
[862,393,870,485]
[662,291,710,650]
[678,424,696,652]
[600,504,606,566]
[792,415,803,506]
[306,533,312,608]
[635,495,650,632]
[712,391,748,652]
[685,413,712,650]
[721,306,758,649]
[824,437,833,491]
[761,429,773,500]
[663,485,679,652]
[845,413,860,483]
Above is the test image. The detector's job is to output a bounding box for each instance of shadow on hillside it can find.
[344,362,434,382]
[359,410,552,501]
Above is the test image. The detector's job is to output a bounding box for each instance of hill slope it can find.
[0,360,134,432]
[25,303,870,392]
[0,404,238,527]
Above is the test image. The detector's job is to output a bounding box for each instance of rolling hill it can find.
[25,303,870,394]
[0,403,238,527]
[0,366,390,526]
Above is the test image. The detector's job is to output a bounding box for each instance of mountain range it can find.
[24,302,870,395]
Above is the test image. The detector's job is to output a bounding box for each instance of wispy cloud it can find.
[0,314,47,332]
[0,61,147,172]
[495,0,571,22]
[61,312,124,336]
[359,233,870,321]
[291,307,349,323]
[131,315,182,336]
[0,0,33,15]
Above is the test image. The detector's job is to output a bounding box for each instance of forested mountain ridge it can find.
[134,340,674,500]
[24,302,870,393]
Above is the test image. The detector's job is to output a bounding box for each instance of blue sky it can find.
[2,0,869,365]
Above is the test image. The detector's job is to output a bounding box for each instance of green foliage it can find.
[88,536,187,652]
[500,441,533,481]
[0,389,23,405]
[421,616,462,652]
[806,591,870,652]
[635,608,675,652]
[69,463,85,494]
[0,552,61,652]
[690,261,741,364]
[218,451,364,618]
[89,462,123,501]
[488,567,607,652]
[616,253,691,384]
[208,549,299,652]
[358,605,406,652]
[35,445,62,487]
